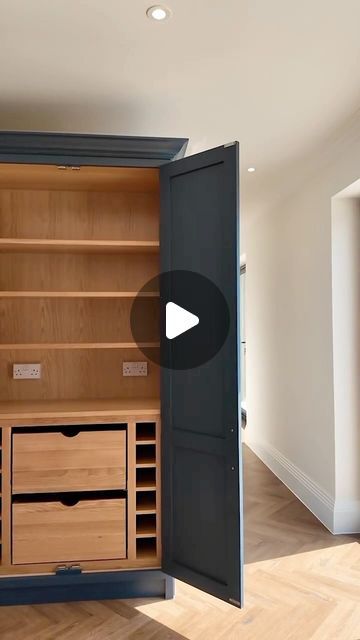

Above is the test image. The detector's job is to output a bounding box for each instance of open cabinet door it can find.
[160,143,243,606]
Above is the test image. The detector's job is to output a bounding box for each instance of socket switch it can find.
[122,361,148,377]
[13,363,42,380]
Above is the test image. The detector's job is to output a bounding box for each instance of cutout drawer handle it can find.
[61,428,80,438]
[60,497,79,507]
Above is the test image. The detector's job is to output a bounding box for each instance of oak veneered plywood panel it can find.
[0,399,160,422]
[0,189,159,241]
[0,239,159,253]
[13,430,126,494]
[12,498,126,564]
[0,298,159,345]
[0,253,159,292]
[1,427,11,567]
[0,164,159,193]
[0,348,160,401]
[0,161,162,575]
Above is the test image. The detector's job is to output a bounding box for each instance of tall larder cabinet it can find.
[0,132,242,607]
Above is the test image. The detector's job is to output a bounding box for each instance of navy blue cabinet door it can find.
[160,144,243,606]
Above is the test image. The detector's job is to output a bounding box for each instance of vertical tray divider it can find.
[127,421,137,561]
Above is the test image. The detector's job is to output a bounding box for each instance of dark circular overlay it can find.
[130,270,230,370]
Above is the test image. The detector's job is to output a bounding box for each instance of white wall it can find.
[244,124,360,533]
[332,197,360,532]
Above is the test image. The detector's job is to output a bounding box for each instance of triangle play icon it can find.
[166,302,200,340]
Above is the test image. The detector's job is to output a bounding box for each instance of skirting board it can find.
[246,440,360,534]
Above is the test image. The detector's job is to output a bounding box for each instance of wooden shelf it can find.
[0,342,160,351]
[136,462,156,469]
[0,291,159,298]
[0,239,159,254]
[0,398,160,421]
[136,459,157,469]
[136,548,157,560]
[136,484,156,491]
[136,493,156,514]
[136,523,156,537]
[136,508,157,516]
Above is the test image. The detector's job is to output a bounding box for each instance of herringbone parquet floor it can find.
[0,445,359,640]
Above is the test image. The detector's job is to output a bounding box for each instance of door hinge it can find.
[56,165,81,171]
[229,597,241,607]
[55,564,83,576]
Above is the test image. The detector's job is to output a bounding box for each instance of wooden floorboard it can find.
[0,445,359,639]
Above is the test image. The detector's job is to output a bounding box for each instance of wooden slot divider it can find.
[1,427,11,567]
[136,496,157,514]
[155,418,162,561]
[136,485,156,492]
[127,421,137,562]
[135,420,160,560]
[136,461,157,469]
[0,428,1,562]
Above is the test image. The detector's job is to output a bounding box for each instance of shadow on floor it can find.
[0,597,188,640]
[243,444,360,564]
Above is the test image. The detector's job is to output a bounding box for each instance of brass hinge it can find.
[55,564,82,576]
[56,165,81,171]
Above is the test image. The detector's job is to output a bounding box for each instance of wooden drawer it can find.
[12,497,126,564]
[12,428,126,494]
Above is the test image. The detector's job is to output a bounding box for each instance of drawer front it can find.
[13,429,126,494]
[12,498,126,564]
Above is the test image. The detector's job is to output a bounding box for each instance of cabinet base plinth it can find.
[0,570,174,606]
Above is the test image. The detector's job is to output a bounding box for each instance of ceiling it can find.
[1,0,360,216]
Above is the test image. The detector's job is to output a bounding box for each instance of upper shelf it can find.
[0,164,160,192]
[0,291,159,298]
[0,239,160,254]
[0,342,160,350]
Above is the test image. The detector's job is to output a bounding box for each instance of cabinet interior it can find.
[0,162,161,575]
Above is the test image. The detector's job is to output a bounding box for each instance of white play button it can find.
[166,302,199,340]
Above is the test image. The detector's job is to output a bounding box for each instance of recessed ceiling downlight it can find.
[247,167,256,173]
[146,5,172,21]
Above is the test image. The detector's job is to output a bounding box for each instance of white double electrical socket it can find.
[13,363,42,379]
[122,361,148,377]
